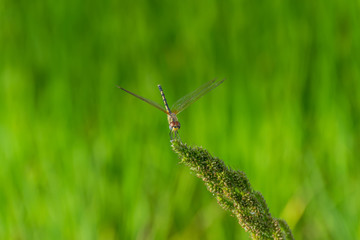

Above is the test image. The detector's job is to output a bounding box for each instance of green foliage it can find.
[1,0,360,239]
[172,140,294,239]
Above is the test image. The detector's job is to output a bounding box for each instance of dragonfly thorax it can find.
[168,113,181,132]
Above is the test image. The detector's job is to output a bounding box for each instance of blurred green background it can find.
[1,0,360,239]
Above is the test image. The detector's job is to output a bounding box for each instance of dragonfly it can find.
[118,79,224,139]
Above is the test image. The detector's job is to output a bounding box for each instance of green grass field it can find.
[1,0,360,239]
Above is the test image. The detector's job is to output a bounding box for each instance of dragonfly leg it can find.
[174,131,181,141]
[169,130,181,141]
[169,130,173,140]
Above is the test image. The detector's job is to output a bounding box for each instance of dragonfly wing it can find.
[118,86,168,114]
[171,79,224,114]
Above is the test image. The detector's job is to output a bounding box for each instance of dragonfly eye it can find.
[171,126,180,131]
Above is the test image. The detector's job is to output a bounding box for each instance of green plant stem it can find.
[171,139,294,240]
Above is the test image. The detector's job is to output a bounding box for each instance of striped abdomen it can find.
[158,85,171,114]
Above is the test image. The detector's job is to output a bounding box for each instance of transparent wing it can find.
[118,86,168,114]
[171,79,224,114]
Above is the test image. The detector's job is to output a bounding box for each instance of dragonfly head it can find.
[170,121,181,132]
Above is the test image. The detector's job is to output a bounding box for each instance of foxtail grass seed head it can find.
[171,140,294,240]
